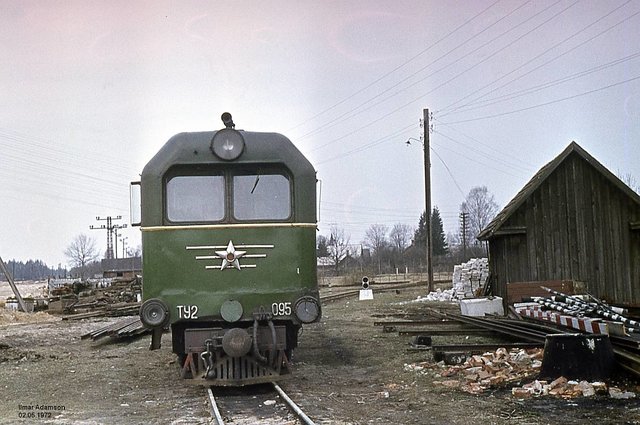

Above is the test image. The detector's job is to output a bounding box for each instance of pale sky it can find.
[1,0,639,268]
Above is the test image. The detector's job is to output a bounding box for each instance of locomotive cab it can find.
[137,113,320,385]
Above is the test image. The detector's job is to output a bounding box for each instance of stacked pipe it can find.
[531,297,591,317]
[538,286,640,334]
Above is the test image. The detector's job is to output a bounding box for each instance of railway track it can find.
[207,382,316,425]
[424,307,640,378]
[319,280,427,303]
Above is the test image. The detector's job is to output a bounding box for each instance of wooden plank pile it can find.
[61,302,140,320]
[81,316,149,341]
[49,277,141,319]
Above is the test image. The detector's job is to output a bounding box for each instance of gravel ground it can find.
[1,286,640,424]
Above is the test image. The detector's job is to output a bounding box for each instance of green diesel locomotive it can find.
[134,113,321,385]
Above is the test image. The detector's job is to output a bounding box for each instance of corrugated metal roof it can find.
[477,141,640,241]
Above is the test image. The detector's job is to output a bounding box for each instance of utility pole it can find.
[423,108,433,293]
[90,216,127,259]
[120,236,128,258]
[113,227,122,259]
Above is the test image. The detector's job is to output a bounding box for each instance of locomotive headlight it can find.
[294,297,321,324]
[140,298,170,328]
[211,128,245,161]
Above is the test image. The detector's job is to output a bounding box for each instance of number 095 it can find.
[271,302,291,316]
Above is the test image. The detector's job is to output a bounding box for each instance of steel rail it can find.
[272,383,316,425]
[374,319,456,326]
[398,328,495,336]
[320,290,360,303]
[613,348,640,377]
[207,387,225,425]
[426,308,547,343]
[320,280,426,304]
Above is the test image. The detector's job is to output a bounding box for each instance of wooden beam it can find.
[0,256,29,312]
[493,226,527,236]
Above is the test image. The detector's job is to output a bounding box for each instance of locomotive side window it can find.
[166,175,225,222]
[233,173,291,220]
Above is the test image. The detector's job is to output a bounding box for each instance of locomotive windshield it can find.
[164,169,291,223]
[166,175,225,222]
[233,173,291,220]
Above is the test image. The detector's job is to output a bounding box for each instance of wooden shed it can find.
[477,142,640,306]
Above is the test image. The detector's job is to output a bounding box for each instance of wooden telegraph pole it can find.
[423,109,434,293]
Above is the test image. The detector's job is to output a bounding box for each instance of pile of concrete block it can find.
[452,258,489,299]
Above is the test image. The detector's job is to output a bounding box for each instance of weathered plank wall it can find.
[489,153,640,305]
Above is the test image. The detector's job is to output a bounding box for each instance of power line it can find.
[432,127,534,176]
[439,0,638,116]
[439,74,640,125]
[430,147,466,199]
[432,131,528,179]
[286,0,503,135]
[294,0,536,142]
[318,0,557,131]
[307,0,578,157]
[432,117,537,171]
[314,123,416,165]
[414,0,579,111]
[0,128,137,174]
[438,50,640,116]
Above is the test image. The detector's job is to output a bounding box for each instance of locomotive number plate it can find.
[177,305,199,319]
[271,302,292,316]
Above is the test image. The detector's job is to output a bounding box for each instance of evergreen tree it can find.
[414,211,427,247]
[316,235,330,257]
[431,207,449,255]
[413,207,448,255]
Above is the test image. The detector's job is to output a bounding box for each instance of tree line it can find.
[0,234,143,282]
[318,185,500,276]
[0,259,67,281]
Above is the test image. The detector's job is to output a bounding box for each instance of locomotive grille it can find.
[215,356,279,381]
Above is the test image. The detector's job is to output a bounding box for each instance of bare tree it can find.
[460,186,499,243]
[64,234,100,279]
[130,244,142,258]
[364,224,389,274]
[618,171,639,193]
[328,225,350,275]
[389,223,413,252]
